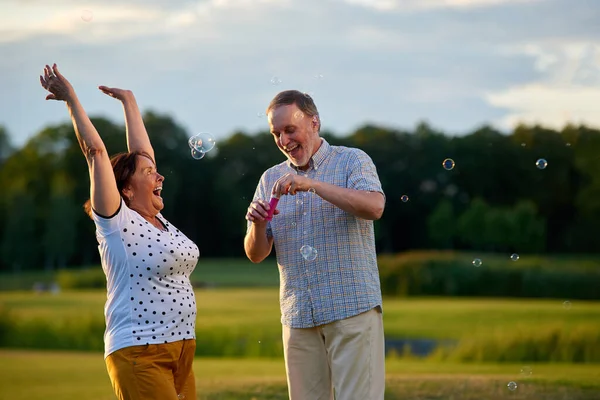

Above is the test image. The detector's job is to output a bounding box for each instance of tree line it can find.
[0,113,599,272]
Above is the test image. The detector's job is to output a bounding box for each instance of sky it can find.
[2,0,600,148]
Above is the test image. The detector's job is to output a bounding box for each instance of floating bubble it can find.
[257,112,265,118]
[191,148,205,160]
[308,188,316,195]
[511,253,520,261]
[520,366,532,376]
[401,195,409,203]
[566,143,571,147]
[442,158,455,170]
[314,73,324,80]
[472,258,482,267]
[177,393,185,399]
[521,143,526,147]
[563,300,572,310]
[300,245,318,261]
[293,110,304,120]
[536,158,548,169]
[296,199,303,206]
[291,222,297,227]
[189,132,216,153]
[507,381,518,391]
[81,9,93,22]
[258,341,261,344]
[270,76,282,85]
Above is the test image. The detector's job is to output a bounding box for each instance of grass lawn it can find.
[1,288,598,341]
[0,350,598,400]
[0,258,280,291]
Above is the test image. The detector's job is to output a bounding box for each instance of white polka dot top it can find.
[92,199,199,359]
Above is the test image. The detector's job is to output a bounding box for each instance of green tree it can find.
[42,172,78,270]
[1,192,37,272]
[457,198,490,250]
[427,199,455,249]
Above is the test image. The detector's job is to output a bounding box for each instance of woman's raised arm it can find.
[98,86,155,162]
[40,64,120,217]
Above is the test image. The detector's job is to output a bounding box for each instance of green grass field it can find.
[1,288,599,362]
[0,350,599,399]
[0,258,281,291]
[2,288,598,340]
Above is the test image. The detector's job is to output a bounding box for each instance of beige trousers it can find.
[282,307,385,400]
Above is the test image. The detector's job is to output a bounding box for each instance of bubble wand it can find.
[265,194,280,221]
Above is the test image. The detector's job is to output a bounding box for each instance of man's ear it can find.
[312,116,320,132]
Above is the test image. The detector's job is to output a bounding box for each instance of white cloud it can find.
[0,2,163,43]
[486,40,600,129]
[486,83,600,129]
[340,0,543,12]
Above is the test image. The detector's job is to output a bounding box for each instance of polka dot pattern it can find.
[94,201,199,357]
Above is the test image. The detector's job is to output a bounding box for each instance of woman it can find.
[40,64,199,400]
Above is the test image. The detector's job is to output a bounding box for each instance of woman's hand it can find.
[39,64,76,102]
[98,86,134,102]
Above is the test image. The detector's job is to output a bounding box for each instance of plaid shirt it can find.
[249,138,385,328]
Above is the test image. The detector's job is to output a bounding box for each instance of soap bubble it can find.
[300,245,318,261]
[308,188,316,194]
[81,9,93,22]
[511,253,519,261]
[401,195,409,203]
[507,381,518,391]
[520,366,532,376]
[190,148,205,160]
[563,300,572,310]
[536,158,548,169]
[442,158,455,170]
[472,258,482,267]
[189,132,216,153]
[270,76,282,85]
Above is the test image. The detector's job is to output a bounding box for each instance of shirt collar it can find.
[286,137,331,172]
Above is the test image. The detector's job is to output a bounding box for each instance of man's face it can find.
[268,103,320,170]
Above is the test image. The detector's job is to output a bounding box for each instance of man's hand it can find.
[246,199,280,223]
[272,173,315,197]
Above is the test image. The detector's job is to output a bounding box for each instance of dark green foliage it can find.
[0,117,599,271]
[378,251,600,299]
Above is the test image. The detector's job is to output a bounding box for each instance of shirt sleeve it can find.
[247,171,273,239]
[346,148,385,196]
[92,198,131,237]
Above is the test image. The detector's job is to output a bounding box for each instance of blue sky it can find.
[2,0,600,147]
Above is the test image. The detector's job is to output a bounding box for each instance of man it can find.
[244,90,386,400]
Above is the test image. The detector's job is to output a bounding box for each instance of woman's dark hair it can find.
[83,151,154,219]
